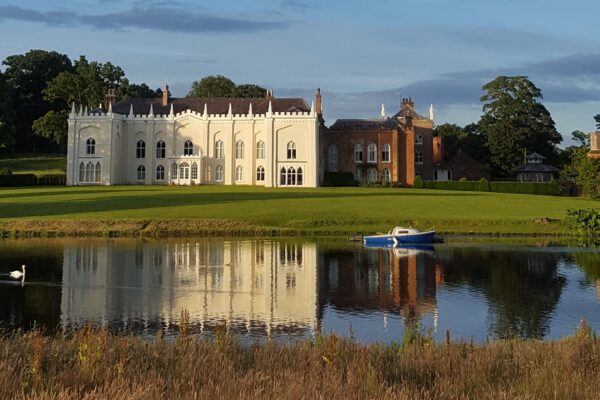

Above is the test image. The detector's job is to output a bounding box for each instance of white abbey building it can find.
[66,87,320,187]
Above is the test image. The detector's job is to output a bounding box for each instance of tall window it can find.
[235,140,245,159]
[415,133,423,145]
[280,167,286,185]
[191,162,198,180]
[156,165,165,180]
[287,167,296,186]
[297,167,303,186]
[215,140,224,159]
[86,138,95,155]
[354,144,363,162]
[355,166,362,182]
[207,166,212,182]
[256,141,265,159]
[236,165,243,181]
[382,168,390,183]
[171,162,177,180]
[86,162,93,182]
[136,140,145,159]
[256,166,265,181]
[137,165,146,181]
[415,149,423,164]
[79,162,85,182]
[367,168,377,183]
[179,162,189,179]
[287,141,296,159]
[382,143,390,163]
[95,162,101,182]
[367,143,377,163]
[156,140,166,158]
[328,144,338,172]
[215,165,223,182]
[184,140,193,156]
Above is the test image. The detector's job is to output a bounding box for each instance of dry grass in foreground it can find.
[2,323,600,400]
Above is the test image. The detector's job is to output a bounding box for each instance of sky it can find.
[1,0,599,145]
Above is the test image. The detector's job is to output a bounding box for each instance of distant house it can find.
[320,98,436,186]
[514,153,559,182]
[66,86,320,187]
[434,149,488,181]
[589,132,600,159]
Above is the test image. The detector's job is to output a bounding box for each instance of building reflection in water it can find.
[320,246,442,327]
[61,240,318,337]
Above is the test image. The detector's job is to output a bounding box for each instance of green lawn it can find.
[0,185,597,235]
[0,153,66,176]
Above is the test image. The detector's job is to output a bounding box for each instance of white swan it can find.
[9,265,26,279]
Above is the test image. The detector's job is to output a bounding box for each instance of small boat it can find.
[363,227,436,246]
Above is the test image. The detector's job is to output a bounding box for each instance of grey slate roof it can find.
[328,118,399,131]
[110,97,310,116]
[514,163,559,173]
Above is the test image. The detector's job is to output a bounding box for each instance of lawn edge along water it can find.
[0,185,595,237]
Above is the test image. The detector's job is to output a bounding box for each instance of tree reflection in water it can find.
[439,248,566,339]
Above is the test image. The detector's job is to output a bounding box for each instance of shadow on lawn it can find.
[0,189,483,218]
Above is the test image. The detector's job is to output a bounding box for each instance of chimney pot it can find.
[162,84,170,106]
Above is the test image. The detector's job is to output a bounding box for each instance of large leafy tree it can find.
[188,75,237,98]
[2,50,72,152]
[187,75,266,98]
[235,84,266,98]
[125,83,161,99]
[479,76,562,176]
[434,122,490,163]
[0,71,15,152]
[33,56,129,146]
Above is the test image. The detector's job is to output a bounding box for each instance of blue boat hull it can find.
[363,231,436,246]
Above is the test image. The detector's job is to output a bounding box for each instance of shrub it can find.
[0,174,37,186]
[478,177,490,192]
[37,174,66,186]
[423,180,484,192]
[0,167,12,176]
[566,209,600,236]
[490,180,560,196]
[413,175,424,189]
[323,172,358,187]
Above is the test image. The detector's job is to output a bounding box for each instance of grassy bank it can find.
[0,185,598,237]
[0,153,66,176]
[2,324,599,399]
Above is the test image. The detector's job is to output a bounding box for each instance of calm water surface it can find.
[0,238,599,343]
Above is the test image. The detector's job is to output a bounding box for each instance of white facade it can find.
[66,99,319,187]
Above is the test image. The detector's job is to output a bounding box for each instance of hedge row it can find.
[490,181,560,196]
[0,173,66,187]
[420,179,560,196]
[423,179,489,192]
[323,172,358,187]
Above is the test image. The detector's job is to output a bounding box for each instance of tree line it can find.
[434,75,599,197]
[0,50,597,196]
[0,50,265,153]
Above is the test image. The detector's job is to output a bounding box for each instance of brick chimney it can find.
[401,97,415,109]
[104,88,116,110]
[315,88,322,115]
[162,84,170,106]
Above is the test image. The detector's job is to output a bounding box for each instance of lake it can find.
[0,237,599,343]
